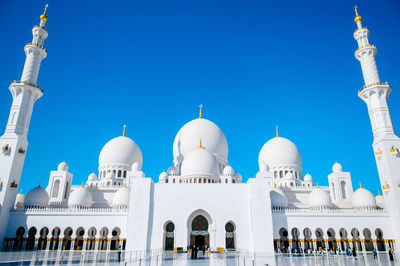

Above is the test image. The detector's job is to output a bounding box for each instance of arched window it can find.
[62,227,73,250]
[74,227,85,250]
[123,171,127,178]
[99,227,109,250]
[13,227,25,250]
[341,181,347,199]
[351,228,362,251]
[64,182,69,199]
[225,222,235,250]
[86,227,97,250]
[279,228,289,250]
[375,228,385,251]
[315,228,325,250]
[327,228,337,250]
[363,228,373,251]
[303,228,312,251]
[339,228,348,251]
[37,227,49,250]
[291,228,300,249]
[52,180,60,198]
[117,170,122,177]
[49,227,61,250]
[26,227,37,250]
[164,222,175,251]
[110,227,121,250]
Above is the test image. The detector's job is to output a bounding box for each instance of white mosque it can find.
[0,5,399,257]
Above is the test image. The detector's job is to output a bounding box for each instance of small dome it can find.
[332,162,343,173]
[112,186,130,208]
[259,137,302,170]
[105,171,116,179]
[173,118,228,163]
[159,171,168,181]
[270,188,288,208]
[15,191,25,208]
[68,186,92,208]
[304,173,313,182]
[181,147,219,177]
[352,187,376,209]
[88,173,97,181]
[284,172,294,179]
[223,165,234,176]
[58,161,68,172]
[132,162,141,171]
[167,165,177,175]
[99,136,143,169]
[309,187,331,209]
[375,194,384,207]
[25,185,49,208]
[260,162,269,172]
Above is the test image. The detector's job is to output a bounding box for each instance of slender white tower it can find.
[0,5,49,248]
[354,6,400,243]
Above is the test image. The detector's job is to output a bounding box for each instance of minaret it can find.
[0,5,49,248]
[354,6,400,242]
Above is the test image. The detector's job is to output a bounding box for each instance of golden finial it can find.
[19,188,23,194]
[40,4,48,22]
[199,139,204,149]
[316,182,319,188]
[276,125,279,137]
[81,181,84,187]
[354,5,362,23]
[378,190,381,196]
[122,125,126,136]
[359,182,362,188]
[199,104,203,119]
[38,181,41,187]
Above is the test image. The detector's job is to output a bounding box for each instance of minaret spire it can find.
[354,5,362,29]
[199,104,203,119]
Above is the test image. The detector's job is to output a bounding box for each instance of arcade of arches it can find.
[275,227,394,252]
[4,226,125,251]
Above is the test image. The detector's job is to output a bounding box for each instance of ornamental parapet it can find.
[354,44,376,54]
[358,81,389,94]
[272,207,388,215]
[11,206,128,214]
[25,42,47,52]
[11,80,43,92]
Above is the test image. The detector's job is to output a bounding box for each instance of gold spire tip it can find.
[354,5,362,23]
[316,182,319,188]
[276,125,279,137]
[199,104,203,119]
[378,190,381,196]
[19,188,23,194]
[81,181,84,187]
[122,125,126,137]
[199,139,204,149]
[38,181,41,187]
[40,4,48,22]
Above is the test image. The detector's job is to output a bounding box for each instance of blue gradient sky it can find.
[1,0,399,195]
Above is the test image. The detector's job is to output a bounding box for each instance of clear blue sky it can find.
[1,0,399,195]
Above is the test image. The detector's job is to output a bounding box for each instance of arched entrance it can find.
[190,215,209,248]
[164,222,175,251]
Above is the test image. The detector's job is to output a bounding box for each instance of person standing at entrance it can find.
[191,245,195,259]
[373,248,377,259]
[118,245,122,263]
[202,245,205,256]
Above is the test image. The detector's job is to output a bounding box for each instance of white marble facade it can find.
[0,6,399,255]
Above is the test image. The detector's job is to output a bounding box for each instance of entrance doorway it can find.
[190,215,209,248]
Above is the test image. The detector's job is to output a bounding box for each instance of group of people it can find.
[189,244,206,259]
[276,246,395,261]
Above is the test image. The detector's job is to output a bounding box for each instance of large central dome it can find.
[173,118,228,163]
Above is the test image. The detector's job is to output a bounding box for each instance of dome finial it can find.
[359,182,362,188]
[276,125,279,137]
[40,4,48,22]
[38,181,41,187]
[81,181,84,188]
[122,125,126,136]
[19,188,23,194]
[316,182,319,188]
[378,189,381,196]
[199,139,204,149]
[199,104,203,118]
[354,5,362,24]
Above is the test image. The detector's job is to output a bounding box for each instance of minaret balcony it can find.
[358,81,389,95]
[25,43,47,52]
[11,80,43,93]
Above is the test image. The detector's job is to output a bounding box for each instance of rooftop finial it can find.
[276,125,279,137]
[81,181,85,187]
[359,182,362,188]
[316,182,319,188]
[40,4,48,22]
[122,125,126,136]
[378,190,381,196]
[38,181,41,187]
[199,139,204,149]
[19,188,23,194]
[354,5,362,24]
[199,104,203,119]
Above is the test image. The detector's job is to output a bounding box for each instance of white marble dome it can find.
[181,147,219,176]
[304,173,313,182]
[159,171,168,181]
[25,185,49,208]
[99,136,143,169]
[58,161,68,172]
[223,165,234,176]
[309,187,332,209]
[260,161,269,172]
[173,118,228,163]
[88,173,97,181]
[68,186,92,208]
[15,190,25,208]
[332,162,343,173]
[352,187,376,209]
[376,193,384,207]
[113,186,130,208]
[167,165,177,175]
[270,188,288,208]
[259,137,302,170]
